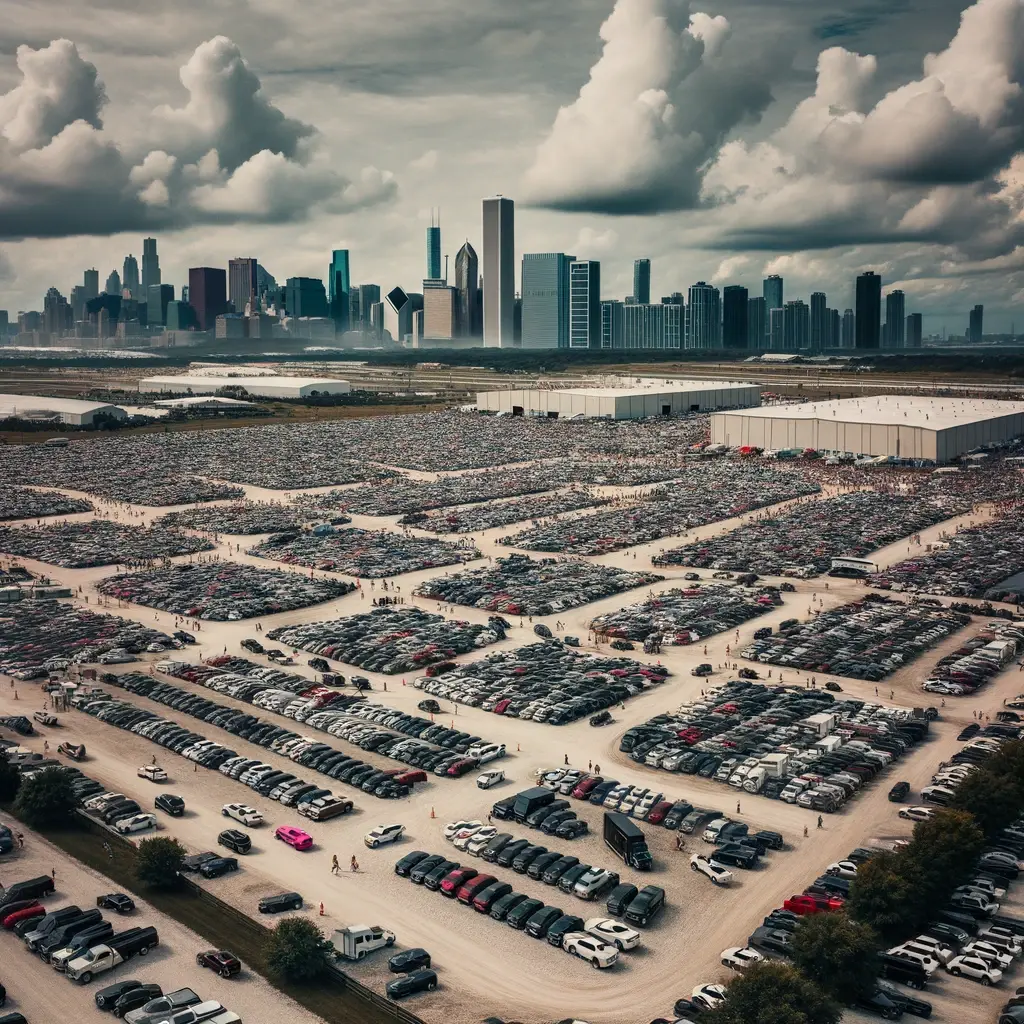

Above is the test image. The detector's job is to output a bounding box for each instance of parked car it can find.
[96,893,136,914]
[217,829,252,855]
[388,948,431,973]
[196,950,241,978]
[385,968,437,998]
[562,931,618,969]
[275,825,313,850]
[258,892,303,914]
[154,794,185,817]
[365,824,405,849]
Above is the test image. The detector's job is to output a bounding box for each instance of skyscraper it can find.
[521,253,574,349]
[141,238,160,291]
[482,196,514,347]
[357,285,380,330]
[228,258,258,316]
[122,254,140,298]
[769,307,785,349]
[454,242,479,337]
[569,261,601,350]
[423,279,457,340]
[427,215,441,281]
[147,284,174,326]
[842,309,856,348]
[722,285,748,349]
[783,300,810,349]
[633,259,651,305]
[328,250,351,331]
[43,287,70,336]
[83,269,99,302]
[885,290,906,347]
[747,297,767,349]
[855,272,881,349]
[285,278,329,319]
[601,301,624,348]
[687,282,720,349]
[188,267,227,332]
[105,270,121,296]
[969,304,984,343]
[810,292,827,350]
[827,308,840,348]
[763,275,783,314]
[907,313,923,348]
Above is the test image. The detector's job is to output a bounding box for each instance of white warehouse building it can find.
[0,394,127,426]
[138,375,351,399]
[711,396,1024,463]
[477,379,760,420]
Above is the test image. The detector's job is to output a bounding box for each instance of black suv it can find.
[199,856,239,879]
[624,885,665,926]
[258,892,303,914]
[155,794,185,816]
[218,829,252,855]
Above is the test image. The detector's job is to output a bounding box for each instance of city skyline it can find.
[0,0,1020,331]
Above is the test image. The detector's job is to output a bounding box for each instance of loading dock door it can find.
[512,406,523,416]
[662,405,671,416]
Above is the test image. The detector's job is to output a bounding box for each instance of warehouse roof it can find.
[485,379,757,399]
[140,375,348,390]
[153,396,257,408]
[0,394,123,416]
[721,396,1024,429]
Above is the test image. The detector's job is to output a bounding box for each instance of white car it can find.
[364,824,405,848]
[898,806,934,821]
[690,854,733,887]
[454,826,496,850]
[562,931,619,969]
[85,792,124,811]
[222,803,264,826]
[477,770,505,790]
[465,833,497,856]
[137,765,168,782]
[887,947,939,974]
[584,918,641,951]
[721,947,764,972]
[691,984,727,1010]
[946,954,1003,984]
[963,942,1014,970]
[444,819,481,840]
[115,812,157,835]
[469,743,506,764]
[825,860,858,879]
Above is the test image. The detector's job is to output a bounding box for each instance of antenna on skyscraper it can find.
[444,254,449,281]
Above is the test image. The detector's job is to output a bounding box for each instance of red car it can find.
[446,759,478,778]
[646,800,674,825]
[783,894,843,916]
[573,776,602,800]
[394,770,428,786]
[2,902,43,929]
[274,825,313,850]
[456,874,497,905]
[439,867,477,897]
[196,949,242,977]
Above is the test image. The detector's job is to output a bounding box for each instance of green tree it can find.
[266,918,334,983]
[847,851,922,941]
[0,749,20,804]
[13,766,78,828]
[703,962,840,1024]
[951,772,1023,839]
[789,912,881,1004]
[903,809,985,905]
[135,836,186,890]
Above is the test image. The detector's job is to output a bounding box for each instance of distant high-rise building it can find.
[969,304,984,344]
[763,275,783,313]
[104,270,121,296]
[826,308,840,348]
[147,284,174,326]
[423,279,457,340]
[810,292,827,349]
[70,286,86,323]
[855,272,881,349]
[722,285,748,349]
[383,286,423,345]
[769,307,785,349]
[369,301,384,339]
[188,267,227,332]
[454,242,479,338]
[43,287,71,336]
[228,258,258,317]
[141,238,160,291]
[356,285,380,329]
[624,303,666,349]
[521,253,574,349]
[122,255,140,298]
[747,297,767,349]
[427,215,441,281]
[601,301,624,348]
[83,269,99,302]
[907,313,923,348]
[165,300,196,332]
[285,277,329,319]
[633,259,651,306]
[687,282,720,349]
[482,196,514,347]
[783,300,810,349]
[885,290,906,347]
[0,310,8,336]
[569,261,601,350]
[840,309,855,348]
[328,250,351,331]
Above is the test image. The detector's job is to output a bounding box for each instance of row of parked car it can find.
[922,622,1024,697]
[94,981,241,1024]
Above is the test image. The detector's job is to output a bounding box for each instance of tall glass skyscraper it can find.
[569,261,601,349]
[687,282,721,349]
[228,258,258,316]
[427,217,441,280]
[722,285,748,349]
[482,196,515,348]
[856,272,881,349]
[763,275,783,314]
[142,238,160,291]
[454,242,479,337]
[632,259,651,305]
[122,254,140,298]
[521,253,574,349]
[885,290,906,347]
[328,250,351,331]
[810,292,827,349]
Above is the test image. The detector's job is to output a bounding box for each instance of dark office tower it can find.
[907,313,923,348]
[747,296,767,349]
[810,292,827,349]
[763,275,783,314]
[827,308,840,348]
[43,287,71,336]
[285,277,329,318]
[357,284,380,329]
[969,304,984,344]
[783,300,810,349]
[141,238,160,291]
[633,259,651,306]
[855,272,881,349]
[122,254,140,298]
[228,258,258,316]
[327,250,351,331]
[83,268,99,302]
[885,290,906,347]
[0,310,8,336]
[105,270,121,296]
[454,242,479,337]
[427,214,441,281]
[569,261,601,349]
[188,267,227,332]
[842,309,855,347]
[687,282,720,348]
[722,286,748,349]
[147,283,174,326]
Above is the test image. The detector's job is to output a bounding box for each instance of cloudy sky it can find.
[0,0,1022,335]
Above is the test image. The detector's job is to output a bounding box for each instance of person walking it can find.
[331,855,340,876]
[350,856,359,872]
[817,815,823,830]
[564,754,569,766]
[803,825,809,838]
[736,801,741,814]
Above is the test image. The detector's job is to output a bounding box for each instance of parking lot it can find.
[1,487,93,522]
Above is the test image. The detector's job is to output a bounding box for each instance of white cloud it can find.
[409,149,439,171]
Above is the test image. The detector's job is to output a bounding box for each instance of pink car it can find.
[275,825,313,850]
